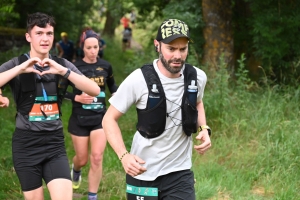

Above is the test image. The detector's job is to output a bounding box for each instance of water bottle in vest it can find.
[187,80,197,106]
[148,84,160,109]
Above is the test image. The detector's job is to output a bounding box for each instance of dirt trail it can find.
[130,37,143,50]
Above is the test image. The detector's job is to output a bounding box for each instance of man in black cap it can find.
[103,18,211,200]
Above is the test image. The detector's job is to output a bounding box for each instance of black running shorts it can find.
[126,170,195,200]
[68,113,103,136]
[12,128,71,191]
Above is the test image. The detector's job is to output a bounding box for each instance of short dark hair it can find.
[26,12,56,33]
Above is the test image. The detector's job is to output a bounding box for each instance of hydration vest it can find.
[136,64,198,138]
[17,54,68,117]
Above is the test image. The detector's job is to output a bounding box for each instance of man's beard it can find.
[159,52,184,74]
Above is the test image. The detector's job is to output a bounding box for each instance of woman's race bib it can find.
[82,91,105,109]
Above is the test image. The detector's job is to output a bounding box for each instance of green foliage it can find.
[204,55,231,125]
[201,56,300,199]
[0,0,19,27]
[162,0,205,56]
[0,45,30,64]
[131,0,205,57]
[131,0,169,18]
[0,0,99,38]
[103,0,135,32]
[1,9,300,199]
[0,26,25,36]
[235,54,254,92]
[124,47,156,75]
[244,0,300,84]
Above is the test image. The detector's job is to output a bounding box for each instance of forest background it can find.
[0,0,299,199]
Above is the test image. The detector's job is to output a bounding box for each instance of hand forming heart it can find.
[19,57,43,75]
[20,57,66,76]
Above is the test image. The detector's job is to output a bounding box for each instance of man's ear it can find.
[153,39,160,52]
[25,33,31,43]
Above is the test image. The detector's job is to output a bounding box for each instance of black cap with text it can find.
[156,19,191,44]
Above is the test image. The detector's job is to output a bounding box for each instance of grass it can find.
[0,29,300,200]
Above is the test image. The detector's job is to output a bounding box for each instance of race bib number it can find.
[82,91,105,110]
[126,184,158,200]
[29,102,59,121]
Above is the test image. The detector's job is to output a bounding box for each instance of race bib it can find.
[126,184,159,200]
[82,91,105,110]
[29,102,59,121]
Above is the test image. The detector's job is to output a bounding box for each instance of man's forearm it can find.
[67,72,100,97]
[0,66,21,87]
[197,100,207,126]
[102,106,128,159]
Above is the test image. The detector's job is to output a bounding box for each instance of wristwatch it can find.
[198,125,211,136]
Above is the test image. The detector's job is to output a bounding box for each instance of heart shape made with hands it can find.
[24,57,62,76]
[40,58,53,67]
[27,57,55,67]
[39,58,64,76]
[33,58,51,67]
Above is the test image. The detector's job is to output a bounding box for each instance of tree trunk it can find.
[233,1,262,81]
[102,10,115,37]
[202,0,234,72]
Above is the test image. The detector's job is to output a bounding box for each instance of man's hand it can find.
[194,130,211,154]
[18,57,43,75]
[121,154,147,177]
[0,96,9,108]
[39,58,67,76]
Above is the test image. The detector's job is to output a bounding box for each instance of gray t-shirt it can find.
[109,59,207,181]
[0,56,82,131]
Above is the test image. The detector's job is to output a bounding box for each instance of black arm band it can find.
[63,68,71,78]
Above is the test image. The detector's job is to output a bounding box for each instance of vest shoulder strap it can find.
[18,54,35,92]
[183,63,197,92]
[182,63,198,135]
[140,63,196,100]
[17,55,36,113]
[140,64,165,97]
[52,55,65,66]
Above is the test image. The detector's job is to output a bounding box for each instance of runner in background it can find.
[130,10,136,28]
[65,29,118,200]
[120,15,130,29]
[56,32,75,62]
[122,26,132,51]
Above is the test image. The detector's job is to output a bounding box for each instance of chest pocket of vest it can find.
[136,97,166,138]
[17,74,37,114]
[182,97,198,136]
